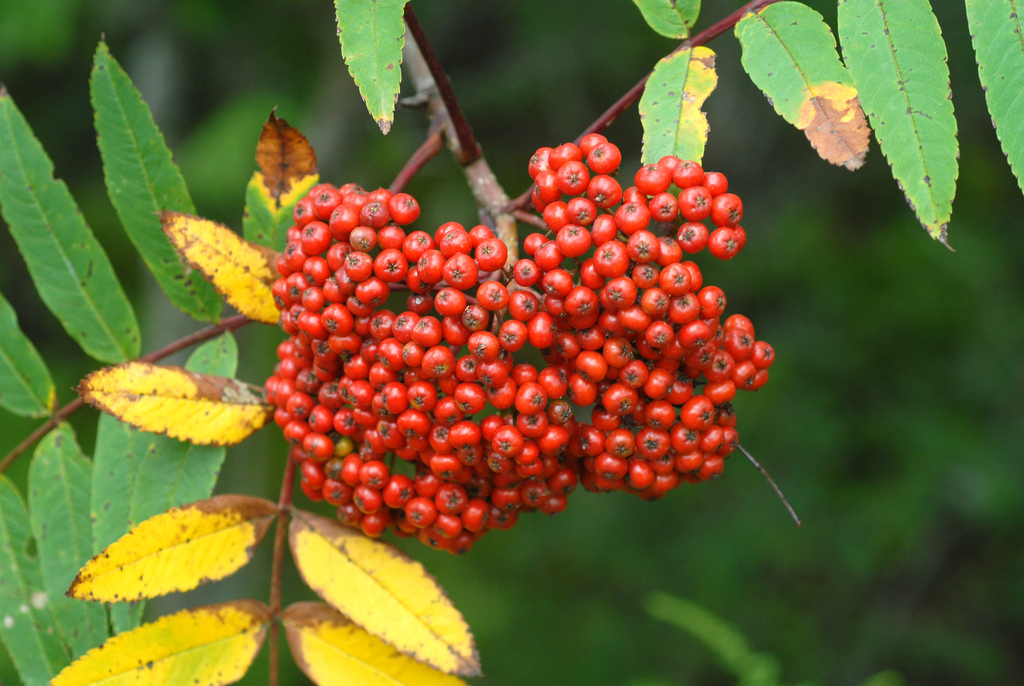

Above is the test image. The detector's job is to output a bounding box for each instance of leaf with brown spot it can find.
[161,211,280,323]
[736,2,869,170]
[78,362,272,446]
[255,111,318,203]
[69,495,278,602]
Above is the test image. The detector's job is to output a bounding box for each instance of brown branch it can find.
[389,129,445,194]
[0,313,255,472]
[403,5,481,165]
[737,443,801,527]
[267,451,296,686]
[505,0,784,213]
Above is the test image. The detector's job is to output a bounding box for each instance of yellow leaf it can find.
[289,510,480,677]
[639,46,718,165]
[69,495,278,602]
[254,111,319,204]
[161,211,280,324]
[282,602,468,686]
[51,599,271,686]
[78,362,273,446]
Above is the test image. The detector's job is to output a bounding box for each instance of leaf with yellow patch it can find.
[161,211,280,324]
[289,510,479,676]
[69,495,277,602]
[639,46,717,165]
[50,599,270,686]
[283,602,468,686]
[736,2,869,170]
[243,112,320,251]
[78,362,273,446]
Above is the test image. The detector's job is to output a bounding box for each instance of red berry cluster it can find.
[263,134,774,554]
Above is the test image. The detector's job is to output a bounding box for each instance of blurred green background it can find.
[2,1,1023,684]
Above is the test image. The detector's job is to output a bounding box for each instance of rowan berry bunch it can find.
[263,133,774,554]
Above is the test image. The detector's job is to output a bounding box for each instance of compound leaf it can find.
[50,599,271,686]
[632,0,699,38]
[28,424,108,658]
[0,87,140,363]
[283,602,468,686]
[839,0,958,243]
[78,362,272,446]
[0,289,55,417]
[335,0,407,134]
[966,0,1024,196]
[736,2,869,170]
[639,46,718,165]
[289,509,479,676]
[243,111,319,251]
[69,495,277,603]
[0,475,68,686]
[90,41,222,323]
[161,211,280,324]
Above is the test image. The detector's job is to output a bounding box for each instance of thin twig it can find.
[0,313,255,472]
[267,452,296,686]
[403,5,481,165]
[389,129,445,194]
[505,0,784,213]
[737,443,801,527]
[512,209,547,229]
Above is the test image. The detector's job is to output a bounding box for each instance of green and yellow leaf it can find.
[735,2,869,170]
[639,46,717,165]
[78,362,272,446]
[283,602,468,686]
[289,510,479,676]
[0,87,140,363]
[838,0,958,243]
[0,289,56,417]
[69,495,277,602]
[631,0,699,38]
[50,599,271,686]
[160,211,280,324]
[91,41,223,323]
[335,0,407,134]
[243,111,319,251]
[966,0,1024,197]
[28,423,109,658]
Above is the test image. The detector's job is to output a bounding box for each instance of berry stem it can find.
[504,0,784,213]
[0,313,254,472]
[403,6,480,165]
[267,452,296,686]
[402,9,518,265]
[389,129,445,194]
[737,443,801,527]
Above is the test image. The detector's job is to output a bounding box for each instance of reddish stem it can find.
[267,452,296,686]
[389,129,445,194]
[505,0,783,213]
[0,313,254,472]
[403,6,481,165]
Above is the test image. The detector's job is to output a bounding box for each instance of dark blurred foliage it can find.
[2,1,1023,685]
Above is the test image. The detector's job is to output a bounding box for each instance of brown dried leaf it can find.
[255,111,318,204]
[796,82,870,171]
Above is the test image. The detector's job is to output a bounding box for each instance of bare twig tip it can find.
[737,443,801,527]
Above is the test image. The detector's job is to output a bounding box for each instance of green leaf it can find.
[639,46,718,165]
[28,423,108,658]
[838,0,958,243]
[966,0,1024,196]
[0,88,140,363]
[242,171,319,251]
[129,333,238,525]
[632,0,699,38]
[0,289,55,417]
[335,0,408,134]
[735,2,870,170]
[90,42,223,323]
[0,475,69,686]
